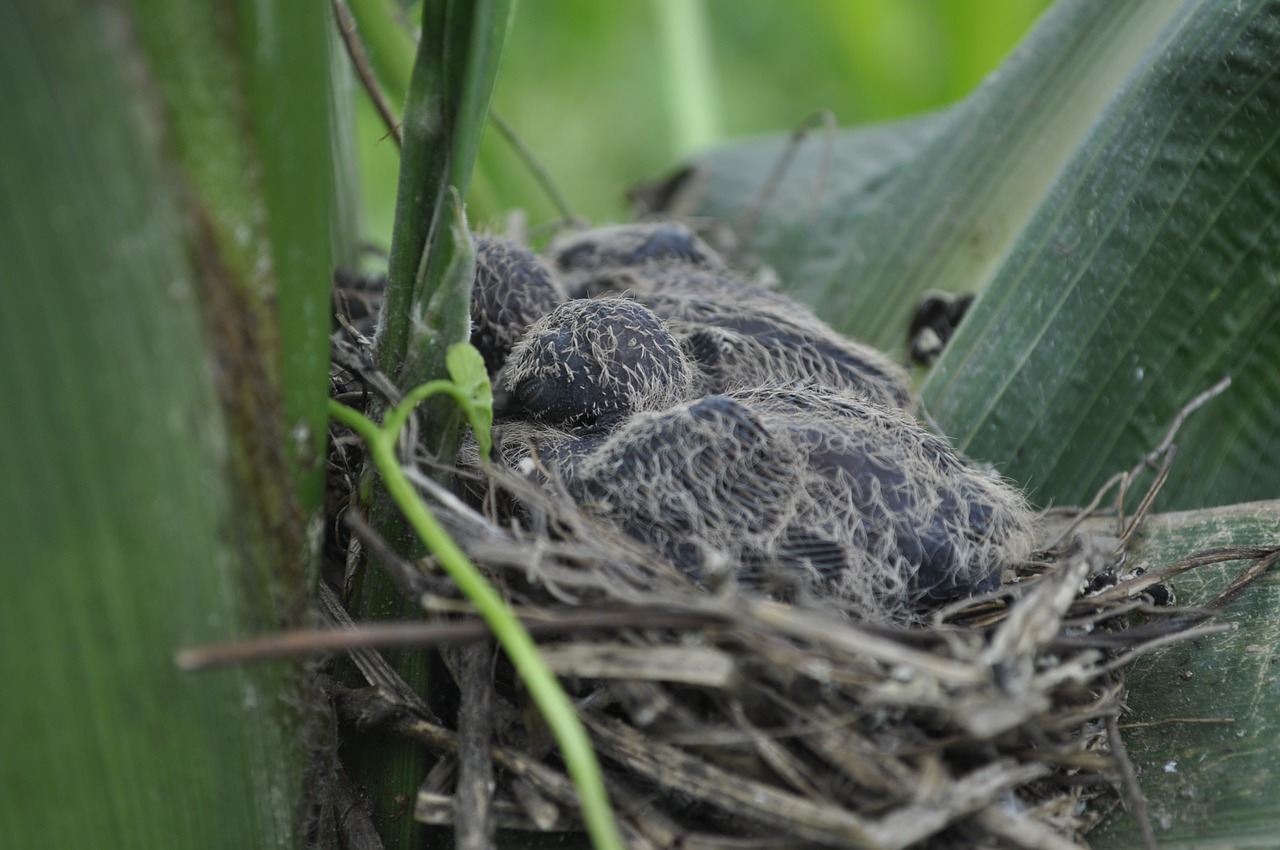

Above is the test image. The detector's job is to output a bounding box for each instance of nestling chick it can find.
[471,235,567,375]
[497,298,695,432]
[495,298,1033,619]
[546,222,914,409]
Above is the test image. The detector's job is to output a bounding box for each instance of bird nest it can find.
[319,333,1274,850]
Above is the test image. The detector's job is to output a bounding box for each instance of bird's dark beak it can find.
[491,377,526,421]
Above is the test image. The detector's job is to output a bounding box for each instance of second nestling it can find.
[490,297,1034,621]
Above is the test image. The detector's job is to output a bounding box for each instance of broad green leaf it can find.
[671,5,1280,842]
[128,0,339,510]
[924,1,1280,512]
[243,0,341,509]
[668,0,1184,354]
[676,0,1280,513]
[0,0,345,844]
[1073,501,1280,849]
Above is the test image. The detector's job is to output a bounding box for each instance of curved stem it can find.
[328,398,622,850]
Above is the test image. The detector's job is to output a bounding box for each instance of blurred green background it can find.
[355,0,1054,247]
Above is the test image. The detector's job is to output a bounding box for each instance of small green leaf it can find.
[446,342,491,399]
[446,342,494,460]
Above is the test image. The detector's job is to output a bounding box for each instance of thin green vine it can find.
[328,344,623,850]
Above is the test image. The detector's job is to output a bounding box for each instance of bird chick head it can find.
[501,298,694,431]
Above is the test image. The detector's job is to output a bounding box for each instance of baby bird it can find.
[496,298,1033,619]
[470,235,567,376]
[545,221,914,409]
[575,389,1032,616]
[631,273,915,410]
[496,297,694,433]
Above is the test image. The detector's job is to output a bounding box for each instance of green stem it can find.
[651,0,720,156]
[328,399,623,850]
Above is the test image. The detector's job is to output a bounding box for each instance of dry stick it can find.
[1039,471,1127,552]
[1116,375,1232,543]
[1105,712,1160,850]
[344,509,448,599]
[331,0,403,148]
[455,641,496,850]
[1200,547,1280,613]
[732,109,836,262]
[334,767,390,850]
[1086,544,1280,606]
[1120,716,1235,730]
[1045,375,1232,553]
[1092,622,1234,678]
[315,582,440,720]
[1116,448,1176,552]
[973,805,1084,850]
[1127,375,1232,486]
[488,111,583,227]
[175,607,728,671]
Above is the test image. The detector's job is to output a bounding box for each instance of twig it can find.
[732,109,835,262]
[974,804,1084,850]
[1039,471,1126,552]
[344,509,450,599]
[1119,716,1235,730]
[1105,712,1159,850]
[1093,622,1234,678]
[455,641,496,850]
[1117,375,1231,536]
[175,607,729,671]
[489,111,583,226]
[1127,375,1231,486]
[331,0,403,148]
[1116,447,1175,552]
[1201,547,1280,612]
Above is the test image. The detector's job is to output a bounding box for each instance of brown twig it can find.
[455,641,496,850]
[732,109,835,262]
[489,111,583,227]
[1105,712,1159,850]
[175,607,728,671]
[331,0,403,149]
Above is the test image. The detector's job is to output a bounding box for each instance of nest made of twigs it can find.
[315,330,1280,850]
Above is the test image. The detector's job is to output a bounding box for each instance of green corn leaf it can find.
[668,3,1280,845]
[1068,502,1280,849]
[663,0,1185,355]
[923,1,1280,513]
[1,0,348,846]
[671,0,1280,513]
